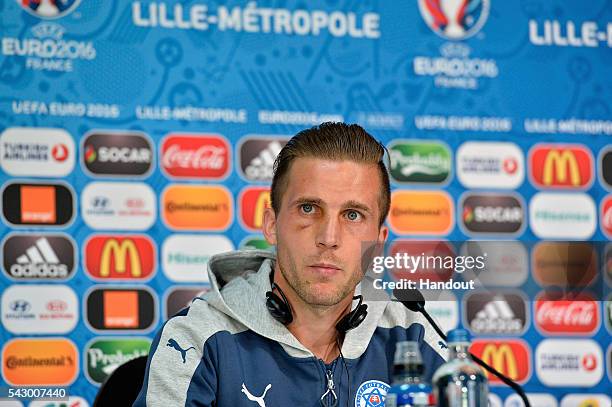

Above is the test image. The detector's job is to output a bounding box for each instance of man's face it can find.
[263,157,388,307]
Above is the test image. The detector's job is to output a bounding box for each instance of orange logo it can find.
[103,290,139,328]
[162,185,232,231]
[2,338,78,386]
[20,185,56,223]
[239,187,271,232]
[388,191,453,235]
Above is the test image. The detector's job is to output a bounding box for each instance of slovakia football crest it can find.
[418,0,490,40]
[355,380,389,407]
[18,0,81,19]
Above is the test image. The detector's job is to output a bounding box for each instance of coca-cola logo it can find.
[535,294,599,335]
[161,134,230,179]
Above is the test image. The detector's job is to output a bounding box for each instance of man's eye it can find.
[346,210,362,221]
[300,204,314,214]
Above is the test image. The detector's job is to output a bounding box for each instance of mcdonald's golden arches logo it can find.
[470,340,530,385]
[85,235,156,281]
[239,187,271,232]
[529,144,593,189]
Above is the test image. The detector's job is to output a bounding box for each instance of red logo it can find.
[601,195,612,238]
[503,157,518,174]
[239,187,271,232]
[85,235,156,281]
[46,300,68,312]
[161,134,230,179]
[529,144,593,189]
[581,354,597,371]
[470,340,530,385]
[52,144,69,162]
[535,293,599,335]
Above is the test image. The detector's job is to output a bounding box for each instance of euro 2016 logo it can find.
[18,0,81,19]
[418,0,490,40]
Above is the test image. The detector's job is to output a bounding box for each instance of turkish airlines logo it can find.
[529,144,594,189]
[535,293,599,335]
[161,134,230,179]
[456,142,524,189]
[85,287,157,332]
[0,127,75,177]
[2,234,76,280]
[470,340,531,385]
[460,193,524,235]
[536,339,603,386]
[85,235,156,281]
[1,182,74,227]
[601,195,612,238]
[238,136,288,182]
[2,338,78,386]
[239,187,271,232]
[82,131,153,177]
[464,291,527,335]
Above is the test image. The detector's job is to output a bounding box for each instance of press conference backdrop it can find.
[0,0,611,406]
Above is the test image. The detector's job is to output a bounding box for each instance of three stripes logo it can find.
[464,291,527,335]
[238,137,288,182]
[2,234,76,280]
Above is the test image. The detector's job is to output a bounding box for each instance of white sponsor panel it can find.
[535,339,603,387]
[162,235,234,282]
[1,284,78,334]
[0,127,75,177]
[30,397,89,407]
[529,193,596,239]
[423,291,458,334]
[504,393,557,407]
[460,241,528,287]
[560,394,611,407]
[456,142,524,189]
[82,182,156,231]
[488,394,502,407]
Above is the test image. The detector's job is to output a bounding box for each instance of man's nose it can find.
[316,214,340,249]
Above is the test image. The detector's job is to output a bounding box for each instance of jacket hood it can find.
[203,249,390,359]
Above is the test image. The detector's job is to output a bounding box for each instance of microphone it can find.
[393,288,531,407]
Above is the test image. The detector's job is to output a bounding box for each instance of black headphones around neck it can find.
[265,271,368,332]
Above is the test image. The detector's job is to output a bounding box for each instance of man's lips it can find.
[308,263,342,275]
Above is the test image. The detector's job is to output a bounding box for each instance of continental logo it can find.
[162,185,232,231]
[239,187,271,232]
[529,144,594,189]
[2,338,78,386]
[532,242,597,287]
[85,235,156,281]
[389,191,453,235]
[470,340,530,385]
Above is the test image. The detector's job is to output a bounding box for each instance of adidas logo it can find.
[244,141,283,181]
[10,237,68,278]
[471,296,523,333]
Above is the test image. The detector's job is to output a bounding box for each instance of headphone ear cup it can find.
[266,291,294,325]
[336,303,368,333]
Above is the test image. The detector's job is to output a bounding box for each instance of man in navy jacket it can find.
[134,123,446,406]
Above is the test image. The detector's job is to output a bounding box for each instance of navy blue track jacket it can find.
[133,250,447,406]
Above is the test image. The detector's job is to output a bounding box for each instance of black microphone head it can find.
[392,288,425,312]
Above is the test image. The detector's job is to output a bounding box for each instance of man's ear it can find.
[378,224,388,242]
[262,207,277,245]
